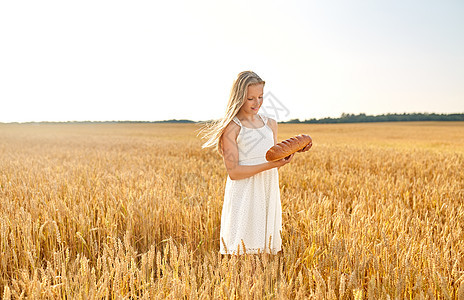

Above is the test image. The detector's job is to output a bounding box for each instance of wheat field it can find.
[0,121,463,299]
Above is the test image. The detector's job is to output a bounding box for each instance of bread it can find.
[265,134,312,161]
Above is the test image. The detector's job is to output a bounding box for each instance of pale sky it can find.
[1,0,463,123]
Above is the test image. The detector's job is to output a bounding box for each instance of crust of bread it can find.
[265,134,312,161]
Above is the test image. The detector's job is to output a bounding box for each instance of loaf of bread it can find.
[265,134,312,161]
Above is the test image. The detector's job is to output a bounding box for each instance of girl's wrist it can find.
[269,160,279,169]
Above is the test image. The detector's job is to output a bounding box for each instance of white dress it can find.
[220,113,282,255]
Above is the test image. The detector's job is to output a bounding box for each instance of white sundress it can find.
[220,113,282,255]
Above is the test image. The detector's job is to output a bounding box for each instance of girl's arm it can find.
[221,121,292,180]
[267,118,283,170]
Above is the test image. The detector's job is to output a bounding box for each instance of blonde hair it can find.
[197,71,265,157]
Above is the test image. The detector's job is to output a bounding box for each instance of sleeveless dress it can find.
[220,113,282,255]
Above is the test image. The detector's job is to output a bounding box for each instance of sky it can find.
[0,0,463,123]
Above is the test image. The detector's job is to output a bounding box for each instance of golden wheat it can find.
[0,121,463,298]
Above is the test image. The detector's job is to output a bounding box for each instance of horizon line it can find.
[1,112,463,124]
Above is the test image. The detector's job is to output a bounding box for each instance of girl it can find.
[198,71,311,255]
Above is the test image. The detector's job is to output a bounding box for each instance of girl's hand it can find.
[273,153,294,168]
[297,141,313,153]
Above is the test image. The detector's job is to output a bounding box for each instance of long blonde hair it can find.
[197,71,265,157]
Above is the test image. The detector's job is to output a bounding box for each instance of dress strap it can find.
[259,113,268,126]
[232,116,242,127]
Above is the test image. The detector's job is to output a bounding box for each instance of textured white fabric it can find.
[220,113,282,255]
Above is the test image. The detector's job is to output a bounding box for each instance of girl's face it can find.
[241,84,264,115]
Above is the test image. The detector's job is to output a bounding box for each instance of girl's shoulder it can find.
[228,117,241,129]
[221,120,240,154]
[222,119,241,139]
[259,112,276,121]
[267,117,277,126]
[260,113,276,127]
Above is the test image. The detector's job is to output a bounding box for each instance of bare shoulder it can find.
[266,117,278,144]
[224,119,240,135]
[222,120,240,145]
[267,117,277,130]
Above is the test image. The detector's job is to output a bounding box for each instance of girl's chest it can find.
[240,120,265,129]
[237,126,274,153]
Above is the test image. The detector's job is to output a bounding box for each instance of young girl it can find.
[199,71,311,255]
